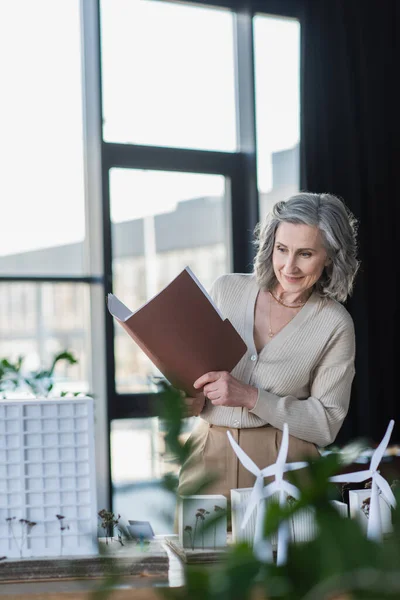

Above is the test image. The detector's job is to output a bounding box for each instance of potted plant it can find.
[0,350,78,397]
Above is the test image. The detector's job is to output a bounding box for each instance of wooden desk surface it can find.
[0,588,162,600]
[0,538,185,598]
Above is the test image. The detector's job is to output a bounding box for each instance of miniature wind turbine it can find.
[227,423,307,563]
[329,419,396,541]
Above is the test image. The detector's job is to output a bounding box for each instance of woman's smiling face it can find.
[272,222,330,295]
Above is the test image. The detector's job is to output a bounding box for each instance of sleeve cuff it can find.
[249,388,280,422]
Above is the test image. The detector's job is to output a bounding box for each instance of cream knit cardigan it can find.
[200,273,356,447]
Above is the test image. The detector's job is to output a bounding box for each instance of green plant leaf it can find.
[49,350,78,376]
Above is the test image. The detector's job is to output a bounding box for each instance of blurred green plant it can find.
[155,381,220,497]
[155,382,400,600]
[0,350,78,397]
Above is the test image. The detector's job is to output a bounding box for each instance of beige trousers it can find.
[178,419,319,499]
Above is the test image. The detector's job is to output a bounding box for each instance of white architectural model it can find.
[0,396,97,559]
[349,489,393,535]
[228,424,307,564]
[231,488,277,549]
[178,494,227,550]
[231,488,347,547]
[330,419,396,541]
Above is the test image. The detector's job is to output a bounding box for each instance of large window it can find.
[254,15,301,220]
[0,283,90,395]
[109,168,229,393]
[1,0,301,518]
[0,0,96,494]
[101,1,301,525]
[111,417,195,533]
[100,0,237,151]
[0,0,86,276]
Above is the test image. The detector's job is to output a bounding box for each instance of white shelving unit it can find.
[0,396,98,559]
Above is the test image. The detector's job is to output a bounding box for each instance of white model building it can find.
[0,396,97,559]
[231,487,348,547]
[178,494,227,550]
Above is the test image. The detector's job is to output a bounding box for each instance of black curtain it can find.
[301,0,400,444]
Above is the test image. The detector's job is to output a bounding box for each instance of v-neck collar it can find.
[245,275,320,356]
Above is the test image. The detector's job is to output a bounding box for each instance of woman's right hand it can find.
[183,393,206,417]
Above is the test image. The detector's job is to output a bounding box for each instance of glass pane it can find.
[254,15,301,220]
[0,283,90,396]
[111,417,195,534]
[110,168,229,394]
[0,0,86,275]
[100,0,236,152]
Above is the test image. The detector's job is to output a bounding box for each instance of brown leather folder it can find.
[107,267,247,396]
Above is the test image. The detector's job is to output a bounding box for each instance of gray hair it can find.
[253,192,360,302]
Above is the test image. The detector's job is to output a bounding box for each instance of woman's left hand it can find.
[193,371,258,410]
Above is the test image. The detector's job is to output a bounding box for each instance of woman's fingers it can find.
[193,371,227,389]
[203,385,220,401]
[184,395,205,417]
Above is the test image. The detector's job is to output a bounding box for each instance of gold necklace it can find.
[268,295,274,338]
[268,292,304,338]
[269,290,306,309]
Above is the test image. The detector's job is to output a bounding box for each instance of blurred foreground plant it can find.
[163,453,400,600]
[156,380,400,600]
[155,381,220,497]
[74,379,400,600]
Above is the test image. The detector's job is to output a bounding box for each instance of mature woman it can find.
[178,192,360,498]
